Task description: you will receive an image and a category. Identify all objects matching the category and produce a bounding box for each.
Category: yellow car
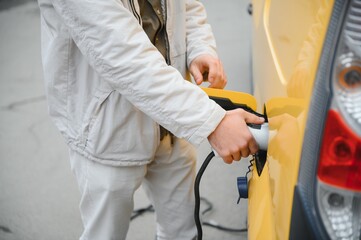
[248,0,361,239]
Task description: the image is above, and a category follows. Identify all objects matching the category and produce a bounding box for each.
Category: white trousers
[69,135,198,240]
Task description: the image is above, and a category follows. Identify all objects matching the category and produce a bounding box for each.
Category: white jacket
[38,0,226,166]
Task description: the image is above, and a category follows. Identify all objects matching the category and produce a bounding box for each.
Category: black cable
[200,197,247,233]
[200,197,213,216]
[203,222,247,233]
[131,197,247,233]
[194,151,215,240]
[195,151,251,239]
[131,150,248,239]
[246,157,255,177]
[130,204,154,220]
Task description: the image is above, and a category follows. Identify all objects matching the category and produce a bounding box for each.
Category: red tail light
[318,109,361,191]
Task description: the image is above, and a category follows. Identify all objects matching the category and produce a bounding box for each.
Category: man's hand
[189,54,227,89]
[208,109,265,164]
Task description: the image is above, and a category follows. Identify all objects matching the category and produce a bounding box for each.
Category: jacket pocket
[83,91,158,162]
[81,90,113,149]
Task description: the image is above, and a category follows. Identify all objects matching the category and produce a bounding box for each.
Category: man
[38,0,264,239]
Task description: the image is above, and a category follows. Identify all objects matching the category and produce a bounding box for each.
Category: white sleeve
[185,0,218,67]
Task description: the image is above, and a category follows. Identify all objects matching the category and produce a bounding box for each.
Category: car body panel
[248,0,335,239]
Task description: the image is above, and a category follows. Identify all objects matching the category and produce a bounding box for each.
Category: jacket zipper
[129,0,141,24]
[129,0,170,65]
[163,0,171,65]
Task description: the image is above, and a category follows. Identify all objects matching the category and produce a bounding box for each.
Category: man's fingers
[207,61,218,83]
[232,152,241,161]
[189,54,227,89]
[208,108,265,165]
[208,60,227,89]
[222,156,233,164]
[190,66,203,85]
[243,111,265,124]
[249,139,259,154]
[220,146,254,163]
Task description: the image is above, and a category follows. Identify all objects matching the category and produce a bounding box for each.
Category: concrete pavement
[0,1,252,239]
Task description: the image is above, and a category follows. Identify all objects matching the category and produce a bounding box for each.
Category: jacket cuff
[187,103,226,147]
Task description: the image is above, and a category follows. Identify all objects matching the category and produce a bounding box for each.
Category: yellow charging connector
[201,87,257,111]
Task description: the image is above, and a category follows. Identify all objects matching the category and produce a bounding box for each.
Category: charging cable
[194,151,254,240]
[131,151,253,239]
[199,197,247,233]
[194,151,215,240]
